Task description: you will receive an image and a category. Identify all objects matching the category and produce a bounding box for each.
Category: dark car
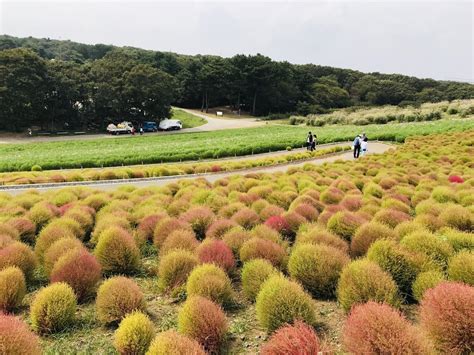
[142,121,158,132]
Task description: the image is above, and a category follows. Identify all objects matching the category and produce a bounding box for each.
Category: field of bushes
[0,145,350,186]
[1,118,474,172]
[0,130,472,354]
[289,99,474,126]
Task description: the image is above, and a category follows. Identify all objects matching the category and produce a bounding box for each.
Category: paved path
[1,142,393,194]
[179,109,264,132]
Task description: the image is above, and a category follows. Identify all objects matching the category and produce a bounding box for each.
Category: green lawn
[1,119,473,172]
[171,108,207,128]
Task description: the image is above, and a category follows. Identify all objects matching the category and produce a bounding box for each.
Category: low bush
[44,237,84,276]
[412,270,445,302]
[288,244,349,299]
[0,234,13,248]
[186,264,234,307]
[241,259,279,301]
[136,213,167,243]
[153,217,191,248]
[363,182,384,198]
[260,321,321,355]
[351,221,398,257]
[157,250,198,292]
[327,211,365,241]
[177,296,228,354]
[373,208,411,228]
[401,231,453,270]
[96,276,146,325]
[197,239,235,272]
[256,275,316,332]
[343,301,430,354]
[438,204,473,231]
[264,215,291,239]
[114,311,155,355]
[28,202,57,230]
[94,227,140,275]
[337,259,401,313]
[0,266,26,311]
[206,219,238,239]
[7,217,36,244]
[0,241,37,279]
[51,249,102,302]
[447,250,474,285]
[221,227,252,256]
[320,187,344,204]
[34,224,75,262]
[431,186,457,203]
[292,203,319,222]
[240,237,287,269]
[231,207,260,229]
[442,228,474,252]
[180,206,216,240]
[159,229,199,257]
[146,330,205,355]
[30,282,77,334]
[0,314,41,355]
[295,225,349,254]
[420,282,474,353]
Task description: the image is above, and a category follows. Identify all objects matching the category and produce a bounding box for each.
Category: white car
[159,119,182,131]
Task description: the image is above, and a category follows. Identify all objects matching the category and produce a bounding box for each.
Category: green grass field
[1,119,473,172]
[171,108,207,128]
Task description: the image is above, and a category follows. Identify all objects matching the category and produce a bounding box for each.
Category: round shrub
[373,208,411,228]
[157,250,198,292]
[96,276,146,325]
[439,204,473,231]
[394,220,428,239]
[51,249,102,302]
[221,227,252,256]
[337,259,401,313]
[0,314,41,355]
[363,182,384,198]
[288,244,349,299]
[351,221,398,257]
[401,231,453,270]
[320,187,344,204]
[44,237,84,276]
[197,239,235,272]
[28,202,57,230]
[186,264,234,307]
[136,213,167,243]
[443,228,474,252]
[7,217,36,244]
[293,203,319,222]
[153,217,191,248]
[94,227,140,274]
[264,215,291,239]
[241,259,279,301]
[420,282,474,353]
[256,275,316,332]
[177,296,227,354]
[259,205,285,221]
[180,206,216,240]
[231,207,260,229]
[159,229,199,257]
[343,301,430,354]
[34,224,75,262]
[206,219,238,239]
[0,241,37,279]
[114,311,155,355]
[295,225,349,254]
[367,239,424,300]
[0,234,13,248]
[448,250,474,285]
[146,330,205,355]
[0,266,26,311]
[261,320,320,355]
[251,224,283,245]
[327,211,365,241]
[240,237,287,269]
[431,186,457,203]
[30,282,77,334]
[0,222,20,240]
[412,270,445,302]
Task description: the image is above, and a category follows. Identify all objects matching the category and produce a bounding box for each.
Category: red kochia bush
[448,175,464,183]
[343,302,430,354]
[197,239,235,272]
[50,249,102,302]
[136,213,167,242]
[261,321,320,355]
[0,313,41,355]
[8,217,36,244]
[420,282,474,353]
[265,215,291,238]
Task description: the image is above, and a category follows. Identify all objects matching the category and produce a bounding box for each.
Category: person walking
[353,135,361,158]
[307,132,314,151]
[361,137,368,156]
[311,133,317,151]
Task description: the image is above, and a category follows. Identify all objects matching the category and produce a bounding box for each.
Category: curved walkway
[1,142,393,194]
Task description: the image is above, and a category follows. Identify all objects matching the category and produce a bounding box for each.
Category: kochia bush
[240,238,287,269]
[241,259,279,301]
[343,302,430,354]
[261,321,321,355]
[180,206,216,240]
[159,229,199,257]
[295,225,349,254]
[186,264,234,307]
[114,311,155,355]
[30,282,77,334]
[0,266,26,311]
[0,314,41,355]
[146,330,205,355]
[327,211,365,241]
[420,282,474,353]
[197,239,235,272]
[447,250,474,286]
[401,231,453,270]
[350,221,398,257]
[438,204,473,231]
[44,237,84,276]
[0,241,37,280]
[96,276,146,325]
[153,217,191,248]
[256,275,316,332]
[157,250,198,292]
[412,270,445,302]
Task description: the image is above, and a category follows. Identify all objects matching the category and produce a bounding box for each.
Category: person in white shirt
[361,137,368,156]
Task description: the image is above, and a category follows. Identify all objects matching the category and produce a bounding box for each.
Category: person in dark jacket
[307,132,314,151]
[353,135,361,158]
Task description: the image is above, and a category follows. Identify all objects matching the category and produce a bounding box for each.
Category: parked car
[159,119,182,131]
[142,121,158,132]
[106,121,134,135]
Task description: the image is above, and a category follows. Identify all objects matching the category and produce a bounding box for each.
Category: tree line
[1,35,473,132]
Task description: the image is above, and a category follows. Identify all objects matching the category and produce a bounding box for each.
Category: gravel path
[1,142,393,194]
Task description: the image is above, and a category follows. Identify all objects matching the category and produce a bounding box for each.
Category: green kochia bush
[114,311,155,355]
[401,231,453,270]
[288,244,349,299]
[157,250,198,293]
[30,282,77,334]
[412,270,445,302]
[327,211,365,241]
[146,330,205,355]
[241,259,279,301]
[0,266,26,311]
[186,264,234,307]
[337,259,401,313]
[447,250,474,285]
[256,275,316,332]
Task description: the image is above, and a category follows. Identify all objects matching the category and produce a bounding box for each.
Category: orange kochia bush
[261,321,321,355]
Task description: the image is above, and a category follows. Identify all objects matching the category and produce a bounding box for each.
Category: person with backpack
[307,132,314,151]
[353,134,361,158]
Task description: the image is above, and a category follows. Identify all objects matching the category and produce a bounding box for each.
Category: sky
[0,0,473,82]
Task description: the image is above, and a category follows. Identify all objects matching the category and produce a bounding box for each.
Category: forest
[1,34,473,132]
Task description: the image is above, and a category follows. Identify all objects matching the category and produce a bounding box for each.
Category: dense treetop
[1,34,473,131]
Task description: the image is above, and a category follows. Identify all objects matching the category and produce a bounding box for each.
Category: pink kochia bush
[420,282,474,354]
[260,321,321,355]
[197,239,235,272]
[265,215,291,239]
[448,175,464,183]
[343,302,430,354]
[0,313,41,355]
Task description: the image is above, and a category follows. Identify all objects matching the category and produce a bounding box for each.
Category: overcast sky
[1,0,472,82]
